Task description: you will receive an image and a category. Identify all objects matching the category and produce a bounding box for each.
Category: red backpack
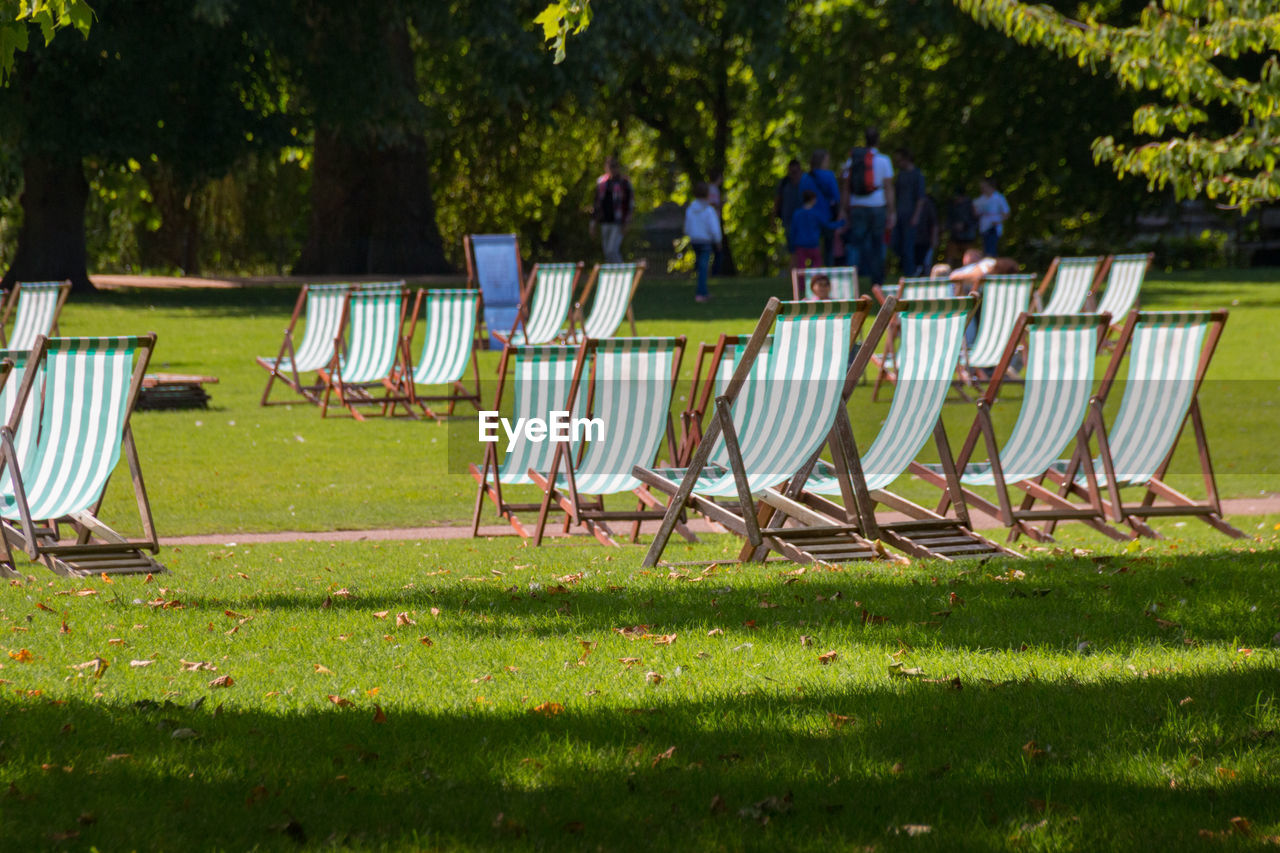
[846,147,876,197]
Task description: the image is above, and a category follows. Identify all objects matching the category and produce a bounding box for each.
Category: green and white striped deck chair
[784,297,1016,561]
[964,274,1033,372]
[1094,253,1153,333]
[567,261,646,342]
[791,266,859,300]
[636,298,900,567]
[0,335,163,578]
[677,334,773,466]
[0,281,71,351]
[1038,309,1243,540]
[401,288,483,420]
[470,345,584,538]
[258,283,354,405]
[872,277,958,400]
[503,262,583,345]
[318,283,411,420]
[1034,256,1103,314]
[914,312,1125,542]
[529,337,694,547]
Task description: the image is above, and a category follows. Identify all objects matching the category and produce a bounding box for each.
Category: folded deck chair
[401,288,483,420]
[318,283,413,420]
[961,273,1034,393]
[470,345,582,537]
[501,262,583,345]
[783,296,1018,561]
[1094,253,1154,336]
[0,280,71,351]
[871,277,958,401]
[258,283,353,405]
[790,266,859,300]
[914,312,1125,542]
[0,335,163,578]
[529,337,694,547]
[636,297,901,568]
[1036,309,1243,539]
[465,234,524,348]
[1033,256,1103,314]
[566,261,646,342]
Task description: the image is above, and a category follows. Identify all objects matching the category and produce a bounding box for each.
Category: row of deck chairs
[869,253,1154,400]
[471,292,1239,564]
[0,280,71,351]
[466,234,646,346]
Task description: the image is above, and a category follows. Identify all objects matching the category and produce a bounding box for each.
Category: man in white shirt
[843,127,896,290]
[973,177,1011,256]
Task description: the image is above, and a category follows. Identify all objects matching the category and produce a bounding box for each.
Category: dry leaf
[651,745,676,767]
[8,649,34,663]
[827,713,855,728]
[799,635,814,647]
[128,659,155,668]
[817,650,838,665]
[372,610,389,620]
[618,657,641,667]
[530,701,564,717]
[107,638,125,646]
[208,675,235,688]
[314,664,334,675]
[1216,766,1238,780]
[614,625,650,639]
[395,612,415,627]
[34,602,54,613]
[328,695,354,708]
[645,671,663,685]
[180,660,216,672]
[429,607,441,618]
[707,628,724,637]
[652,633,677,646]
[372,704,388,724]
[710,794,728,815]
[419,636,434,646]
[1022,740,1047,760]
[888,663,926,679]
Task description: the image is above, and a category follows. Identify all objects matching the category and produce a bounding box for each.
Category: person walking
[589,154,633,263]
[844,127,895,291]
[799,149,840,264]
[973,177,1010,257]
[684,182,722,304]
[892,148,926,277]
[773,159,804,256]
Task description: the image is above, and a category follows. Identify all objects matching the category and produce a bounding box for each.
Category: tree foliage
[0,0,92,84]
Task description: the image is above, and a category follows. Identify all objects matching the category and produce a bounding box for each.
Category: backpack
[846,147,876,197]
[597,176,629,224]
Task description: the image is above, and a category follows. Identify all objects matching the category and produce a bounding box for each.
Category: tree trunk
[3,154,92,292]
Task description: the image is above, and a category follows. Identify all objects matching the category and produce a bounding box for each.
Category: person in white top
[842,126,896,290]
[684,182,723,303]
[973,177,1011,257]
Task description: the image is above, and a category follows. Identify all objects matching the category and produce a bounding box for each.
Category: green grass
[1,529,1278,850]
[71,269,1280,538]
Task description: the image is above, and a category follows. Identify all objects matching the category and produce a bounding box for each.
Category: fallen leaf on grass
[395,612,415,627]
[652,633,677,646]
[707,628,724,637]
[328,695,354,708]
[68,658,109,679]
[530,701,564,717]
[105,753,131,762]
[372,610,389,620]
[618,657,642,667]
[817,650,838,665]
[372,704,388,724]
[208,675,234,688]
[894,824,932,836]
[314,664,334,675]
[128,659,155,668]
[799,635,814,647]
[1216,766,1238,780]
[34,602,54,613]
[614,625,650,639]
[827,713,855,728]
[419,636,434,646]
[860,609,888,625]
[645,671,663,685]
[8,649,34,663]
[1022,740,1047,760]
[180,660,216,672]
[888,663,926,679]
[710,794,728,815]
[107,638,125,646]
[651,746,676,767]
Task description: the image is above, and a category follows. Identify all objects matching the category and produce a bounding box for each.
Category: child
[790,190,844,270]
[806,273,832,301]
[684,181,722,303]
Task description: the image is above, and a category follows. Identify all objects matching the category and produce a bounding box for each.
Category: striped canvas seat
[470,345,581,538]
[257,283,353,405]
[529,338,692,547]
[511,262,581,345]
[319,284,411,419]
[0,335,163,578]
[871,278,958,400]
[899,277,956,301]
[637,298,897,567]
[791,266,859,300]
[965,274,1033,369]
[1095,253,1152,324]
[678,335,772,465]
[569,262,645,341]
[1038,256,1101,314]
[915,312,1122,542]
[403,289,482,419]
[467,234,523,348]
[0,349,42,497]
[2,281,70,351]
[1041,309,1242,539]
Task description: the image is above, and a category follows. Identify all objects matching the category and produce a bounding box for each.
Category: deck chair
[258,283,353,405]
[501,262,583,345]
[0,281,71,351]
[636,297,901,568]
[914,312,1125,542]
[567,261,646,342]
[465,234,524,348]
[1033,256,1104,314]
[791,266,859,300]
[961,273,1034,393]
[470,345,582,537]
[871,277,958,400]
[401,288,483,420]
[0,335,163,578]
[318,283,412,420]
[1094,253,1154,335]
[529,337,694,547]
[1036,309,1243,539]
[676,335,771,466]
[756,296,1017,562]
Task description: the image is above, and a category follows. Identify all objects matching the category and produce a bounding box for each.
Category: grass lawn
[0,270,1276,850]
[66,268,1280,538]
[1,528,1278,850]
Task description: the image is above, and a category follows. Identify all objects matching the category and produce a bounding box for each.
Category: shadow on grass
[183,551,1280,652]
[1,667,1276,851]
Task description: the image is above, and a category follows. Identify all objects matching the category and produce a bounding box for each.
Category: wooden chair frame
[572,260,646,339]
[318,286,415,421]
[398,287,485,420]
